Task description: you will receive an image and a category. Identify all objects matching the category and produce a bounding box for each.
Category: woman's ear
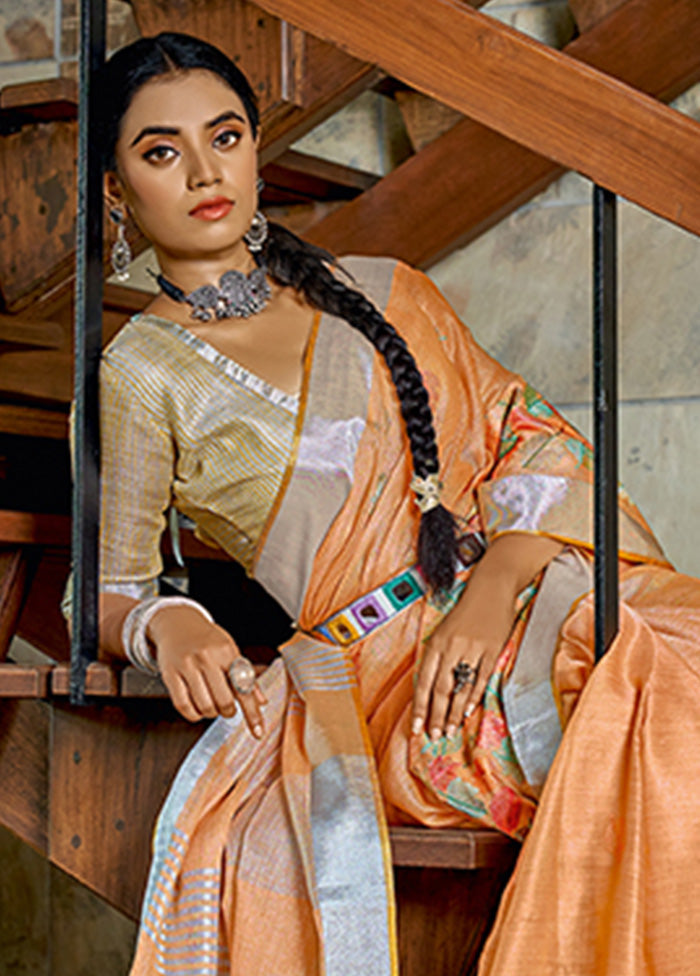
[104,170,126,214]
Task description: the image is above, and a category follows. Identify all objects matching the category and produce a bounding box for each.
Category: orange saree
[125,258,697,976]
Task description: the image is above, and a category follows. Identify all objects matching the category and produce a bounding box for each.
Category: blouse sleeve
[98,354,175,595]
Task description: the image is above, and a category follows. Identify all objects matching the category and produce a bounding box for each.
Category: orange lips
[189,197,233,220]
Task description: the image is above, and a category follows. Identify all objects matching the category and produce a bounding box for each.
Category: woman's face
[108,69,259,266]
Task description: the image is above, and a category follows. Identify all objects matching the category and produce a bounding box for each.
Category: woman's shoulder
[101,313,187,375]
[335,254,414,316]
[100,313,188,404]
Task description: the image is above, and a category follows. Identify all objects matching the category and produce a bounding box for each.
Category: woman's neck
[154,239,256,294]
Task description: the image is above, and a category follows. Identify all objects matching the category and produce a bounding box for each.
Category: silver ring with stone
[452,661,478,694]
[228,656,256,695]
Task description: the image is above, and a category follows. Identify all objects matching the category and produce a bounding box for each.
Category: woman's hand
[411,532,564,740]
[412,575,518,740]
[147,604,267,735]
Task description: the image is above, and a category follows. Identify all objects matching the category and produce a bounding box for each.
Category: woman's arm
[412,532,564,741]
[95,353,265,734]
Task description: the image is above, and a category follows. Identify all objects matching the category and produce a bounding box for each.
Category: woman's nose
[186,148,221,190]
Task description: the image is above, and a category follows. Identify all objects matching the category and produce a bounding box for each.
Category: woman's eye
[143,145,177,163]
[213,129,241,149]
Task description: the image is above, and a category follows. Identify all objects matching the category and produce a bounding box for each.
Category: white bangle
[121,596,214,675]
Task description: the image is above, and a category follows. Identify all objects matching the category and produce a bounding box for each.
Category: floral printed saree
[124,258,696,976]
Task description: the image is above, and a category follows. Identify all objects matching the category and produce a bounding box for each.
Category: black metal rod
[592,185,619,661]
[70,0,105,703]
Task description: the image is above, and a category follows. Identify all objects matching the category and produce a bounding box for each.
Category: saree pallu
[128,258,688,976]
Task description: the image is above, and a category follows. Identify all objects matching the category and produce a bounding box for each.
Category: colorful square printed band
[313,533,485,647]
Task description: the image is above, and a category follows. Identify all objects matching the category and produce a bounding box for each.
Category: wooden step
[0,693,518,976]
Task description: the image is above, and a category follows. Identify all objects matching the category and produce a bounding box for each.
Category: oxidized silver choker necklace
[151,263,271,322]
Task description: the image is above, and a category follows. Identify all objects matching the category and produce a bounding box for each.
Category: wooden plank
[255,0,700,239]
[0,404,69,440]
[390,825,518,870]
[0,512,70,547]
[102,282,151,316]
[120,668,169,698]
[0,547,38,660]
[0,699,49,854]
[394,90,463,153]
[51,663,119,697]
[275,150,379,191]
[307,0,700,265]
[48,702,203,917]
[395,863,517,976]
[0,349,72,404]
[17,547,71,662]
[0,663,51,697]
[0,78,77,112]
[0,315,64,349]
[262,149,378,201]
[0,120,77,310]
[569,0,627,31]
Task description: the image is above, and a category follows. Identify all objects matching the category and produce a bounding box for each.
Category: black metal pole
[592,185,619,661]
[71,0,105,703]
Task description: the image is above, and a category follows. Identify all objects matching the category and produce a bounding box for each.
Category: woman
[87,31,700,976]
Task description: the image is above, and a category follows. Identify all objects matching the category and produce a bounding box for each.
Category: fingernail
[446,724,456,738]
[464,703,475,719]
[430,727,442,742]
[253,724,263,738]
[411,717,423,735]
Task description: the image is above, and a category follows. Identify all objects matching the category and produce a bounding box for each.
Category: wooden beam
[0,404,68,440]
[0,512,70,547]
[0,315,63,350]
[0,699,49,854]
[391,827,517,870]
[0,78,77,124]
[255,0,700,238]
[0,349,72,404]
[305,0,700,265]
[568,0,627,31]
[262,149,379,202]
[0,548,38,660]
[0,664,52,698]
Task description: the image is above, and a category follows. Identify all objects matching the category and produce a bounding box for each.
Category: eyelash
[142,128,243,163]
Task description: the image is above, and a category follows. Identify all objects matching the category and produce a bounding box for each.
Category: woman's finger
[411,642,441,735]
[444,657,481,735]
[426,652,465,740]
[466,665,491,720]
[161,670,204,723]
[233,683,266,738]
[201,663,238,719]
[180,667,220,719]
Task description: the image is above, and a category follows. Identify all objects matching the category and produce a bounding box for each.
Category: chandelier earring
[244,209,268,254]
[109,207,132,281]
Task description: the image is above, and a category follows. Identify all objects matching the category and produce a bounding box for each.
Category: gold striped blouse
[99,313,298,596]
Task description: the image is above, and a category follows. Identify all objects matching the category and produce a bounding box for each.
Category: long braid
[261,222,459,592]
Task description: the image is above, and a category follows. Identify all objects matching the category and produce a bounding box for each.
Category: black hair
[100,32,459,592]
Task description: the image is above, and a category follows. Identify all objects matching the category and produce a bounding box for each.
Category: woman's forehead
[119,69,248,137]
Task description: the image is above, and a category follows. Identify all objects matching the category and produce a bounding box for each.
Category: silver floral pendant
[185,266,271,321]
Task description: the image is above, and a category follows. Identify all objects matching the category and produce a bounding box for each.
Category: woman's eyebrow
[205,110,246,129]
[130,125,179,148]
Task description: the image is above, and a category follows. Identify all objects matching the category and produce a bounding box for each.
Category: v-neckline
[140,312,320,413]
